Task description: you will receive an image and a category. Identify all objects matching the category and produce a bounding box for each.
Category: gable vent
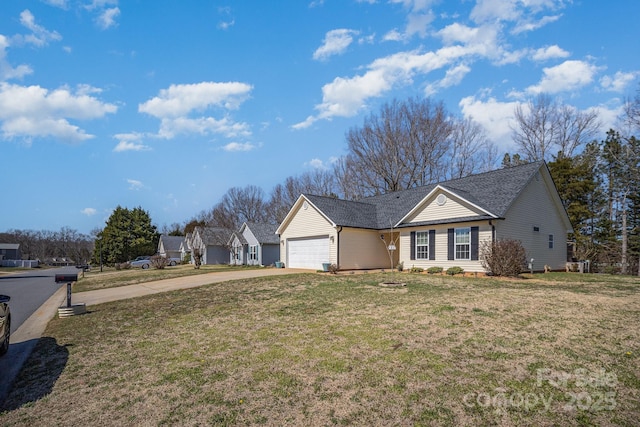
[436,194,447,206]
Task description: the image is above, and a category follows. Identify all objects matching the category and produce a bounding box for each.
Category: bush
[409,266,424,274]
[446,266,464,275]
[427,266,443,274]
[396,261,404,272]
[150,255,170,270]
[480,239,527,277]
[328,264,339,274]
[115,262,131,271]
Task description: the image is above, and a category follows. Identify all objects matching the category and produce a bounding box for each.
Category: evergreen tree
[92,206,159,265]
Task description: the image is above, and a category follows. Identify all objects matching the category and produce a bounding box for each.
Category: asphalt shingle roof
[245,222,280,244]
[303,161,544,230]
[159,235,185,252]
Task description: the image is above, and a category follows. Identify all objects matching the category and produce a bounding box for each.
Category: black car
[0,294,10,356]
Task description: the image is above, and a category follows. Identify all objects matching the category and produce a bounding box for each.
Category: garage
[287,236,330,269]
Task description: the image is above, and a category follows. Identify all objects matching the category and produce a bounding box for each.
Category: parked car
[166,257,181,266]
[129,256,152,269]
[0,294,10,356]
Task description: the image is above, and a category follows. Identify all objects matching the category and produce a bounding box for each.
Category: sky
[0,0,638,235]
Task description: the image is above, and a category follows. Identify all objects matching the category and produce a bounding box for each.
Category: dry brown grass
[1,272,639,426]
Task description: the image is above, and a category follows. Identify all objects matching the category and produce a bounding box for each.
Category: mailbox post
[55,274,85,317]
[55,274,78,308]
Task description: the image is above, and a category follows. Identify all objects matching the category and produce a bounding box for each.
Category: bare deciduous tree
[511,94,600,161]
[335,97,495,197]
[267,169,338,223]
[210,185,268,230]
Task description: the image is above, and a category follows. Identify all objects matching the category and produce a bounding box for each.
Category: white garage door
[288,236,330,269]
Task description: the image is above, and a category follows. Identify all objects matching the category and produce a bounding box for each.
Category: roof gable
[158,235,185,252]
[399,185,496,225]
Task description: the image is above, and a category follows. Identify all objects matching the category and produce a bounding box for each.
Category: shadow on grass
[1,337,69,412]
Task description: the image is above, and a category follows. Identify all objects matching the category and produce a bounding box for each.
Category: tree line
[0,227,93,264]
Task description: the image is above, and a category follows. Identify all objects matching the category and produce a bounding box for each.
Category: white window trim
[415,231,429,260]
[455,227,471,260]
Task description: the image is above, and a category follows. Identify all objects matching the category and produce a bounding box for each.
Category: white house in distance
[188,226,233,265]
[275,161,572,273]
[157,235,186,262]
[228,222,280,266]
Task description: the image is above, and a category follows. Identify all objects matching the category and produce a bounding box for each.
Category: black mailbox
[55,274,78,283]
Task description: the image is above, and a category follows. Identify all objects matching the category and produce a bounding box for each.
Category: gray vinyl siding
[494,171,569,271]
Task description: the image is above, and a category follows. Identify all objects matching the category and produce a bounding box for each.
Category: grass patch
[1,272,639,425]
[74,264,263,292]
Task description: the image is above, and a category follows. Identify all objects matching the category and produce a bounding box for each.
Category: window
[455,228,471,260]
[548,234,554,249]
[249,245,258,261]
[415,231,429,259]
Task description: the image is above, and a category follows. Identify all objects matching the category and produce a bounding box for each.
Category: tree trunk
[621,195,628,275]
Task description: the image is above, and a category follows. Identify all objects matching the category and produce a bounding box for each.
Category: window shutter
[410,231,416,260]
[429,230,435,260]
[471,226,479,261]
[447,228,454,260]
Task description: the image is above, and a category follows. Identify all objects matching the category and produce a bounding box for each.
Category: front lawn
[1,272,638,426]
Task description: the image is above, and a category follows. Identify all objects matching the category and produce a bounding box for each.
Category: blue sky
[1,0,638,235]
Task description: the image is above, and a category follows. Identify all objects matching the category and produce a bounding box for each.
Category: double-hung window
[249,245,258,261]
[455,228,471,260]
[548,234,554,249]
[415,231,429,259]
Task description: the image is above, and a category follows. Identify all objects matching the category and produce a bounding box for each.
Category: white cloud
[512,14,561,35]
[307,158,326,169]
[43,0,69,8]
[222,141,257,152]
[0,82,117,142]
[459,95,520,152]
[139,82,252,118]
[526,60,599,94]
[313,29,359,61]
[139,82,253,140]
[600,71,639,93]
[382,29,404,42]
[81,207,97,216]
[0,35,33,80]
[531,45,570,62]
[470,0,565,35]
[294,42,491,128]
[96,7,120,30]
[113,133,151,152]
[386,0,437,40]
[424,63,471,96]
[127,179,144,191]
[16,9,62,47]
[157,116,251,139]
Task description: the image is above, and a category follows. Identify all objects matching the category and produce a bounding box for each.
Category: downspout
[336,226,342,268]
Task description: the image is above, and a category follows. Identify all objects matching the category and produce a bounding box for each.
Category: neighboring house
[190,227,233,265]
[276,161,572,273]
[179,233,192,262]
[0,243,21,260]
[157,235,186,261]
[229,222,280,266]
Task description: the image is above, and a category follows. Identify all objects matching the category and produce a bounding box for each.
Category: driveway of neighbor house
[0,267,312,403]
